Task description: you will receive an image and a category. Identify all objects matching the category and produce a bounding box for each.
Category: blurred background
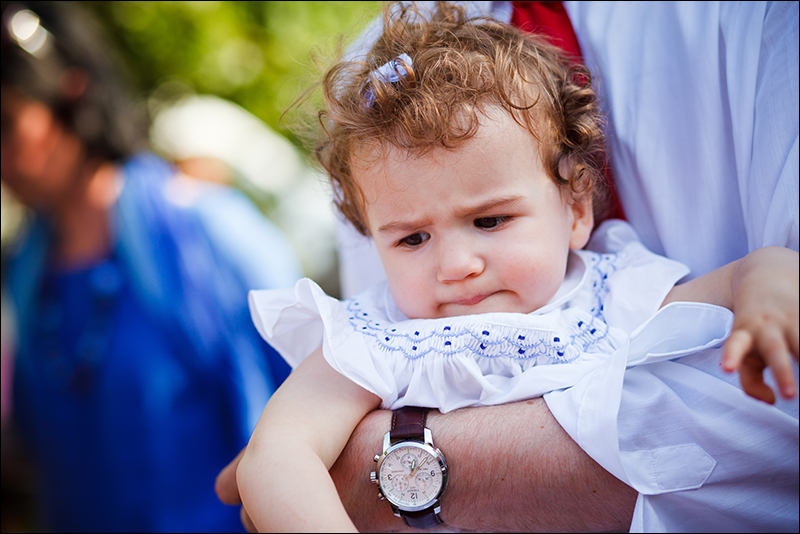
[1,0,381,298]
[1,1,380,532]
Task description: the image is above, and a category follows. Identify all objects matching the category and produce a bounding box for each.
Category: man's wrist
[330,409,401,531]
[422,402,636,533]
[332,401,636,533]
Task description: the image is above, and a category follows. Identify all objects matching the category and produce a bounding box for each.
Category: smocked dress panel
[249,221,710,412]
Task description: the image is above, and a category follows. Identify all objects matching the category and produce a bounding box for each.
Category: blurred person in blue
[0,1,303,532]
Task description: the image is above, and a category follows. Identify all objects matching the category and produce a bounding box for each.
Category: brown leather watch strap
[403,508,444,529]
[389,406,443,529]
[390,405,428,443]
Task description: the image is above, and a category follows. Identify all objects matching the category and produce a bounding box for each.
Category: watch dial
[378,444,443,509]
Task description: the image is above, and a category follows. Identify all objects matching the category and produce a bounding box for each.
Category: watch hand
[410,456,429,477]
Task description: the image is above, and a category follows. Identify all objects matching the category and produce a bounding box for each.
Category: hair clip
[361,53,413,110]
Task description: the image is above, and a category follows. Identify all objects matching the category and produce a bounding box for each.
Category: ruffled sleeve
[249,279,400,404]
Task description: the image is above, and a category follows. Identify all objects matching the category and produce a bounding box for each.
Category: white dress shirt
[334,2,799,531]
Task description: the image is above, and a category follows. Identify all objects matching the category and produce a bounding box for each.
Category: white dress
[250,221,731,413]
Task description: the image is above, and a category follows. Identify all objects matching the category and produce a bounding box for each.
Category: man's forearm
[330,399,637,533]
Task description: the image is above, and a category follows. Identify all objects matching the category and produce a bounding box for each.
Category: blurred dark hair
[1,0,147,161]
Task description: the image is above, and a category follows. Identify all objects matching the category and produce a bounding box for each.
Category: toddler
[237,3,798,532]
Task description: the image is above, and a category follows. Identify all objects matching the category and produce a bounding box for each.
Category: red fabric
[510,1,583,63]
[510,1,625,222]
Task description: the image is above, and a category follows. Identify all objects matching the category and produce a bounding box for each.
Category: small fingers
[755,324,797,399]
[722,329,753,373]
[739,353,776,405]
[789,323,799,363]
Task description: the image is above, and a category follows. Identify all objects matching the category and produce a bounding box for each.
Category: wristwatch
[370,406,448,529]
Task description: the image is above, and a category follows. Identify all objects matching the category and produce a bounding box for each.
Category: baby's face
[353,108,593,319]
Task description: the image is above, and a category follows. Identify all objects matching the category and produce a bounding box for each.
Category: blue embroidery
[343,250,616,362]
[589,253,616,321]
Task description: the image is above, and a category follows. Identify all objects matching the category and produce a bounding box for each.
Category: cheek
[498,233,570,303]
[387,280,421,318]
[4,106,79,206]
[15,104,56,174]
[384,267,429,319]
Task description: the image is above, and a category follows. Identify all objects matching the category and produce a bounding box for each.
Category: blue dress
[7,153,302,532]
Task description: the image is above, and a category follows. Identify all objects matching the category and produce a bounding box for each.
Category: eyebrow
[376,195,525,235]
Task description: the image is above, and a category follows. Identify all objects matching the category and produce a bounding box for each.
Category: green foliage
[79,1,380,149]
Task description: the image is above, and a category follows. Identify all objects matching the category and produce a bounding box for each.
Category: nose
[436,235,485,282]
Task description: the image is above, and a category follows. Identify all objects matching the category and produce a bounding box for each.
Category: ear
[568,195,594,250]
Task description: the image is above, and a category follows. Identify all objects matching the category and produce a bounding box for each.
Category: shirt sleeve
[562,3,800,531]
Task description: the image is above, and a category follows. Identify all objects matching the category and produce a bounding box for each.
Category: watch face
[377,441,446,511]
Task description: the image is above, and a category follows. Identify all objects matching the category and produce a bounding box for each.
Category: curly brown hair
[314,1,608,236]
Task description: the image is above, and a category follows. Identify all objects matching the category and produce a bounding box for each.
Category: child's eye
[399,232,430,247]
[474,216,510,229]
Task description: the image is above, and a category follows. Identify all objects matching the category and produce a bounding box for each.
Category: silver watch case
[370,428,448,514]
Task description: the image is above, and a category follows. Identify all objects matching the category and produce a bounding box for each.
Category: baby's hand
[721,247,799,404]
